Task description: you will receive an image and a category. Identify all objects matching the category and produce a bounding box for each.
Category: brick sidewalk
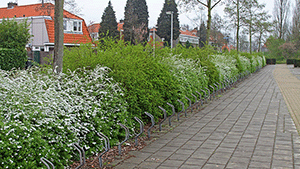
[114,65,300,169]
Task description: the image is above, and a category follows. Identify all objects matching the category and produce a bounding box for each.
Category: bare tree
[224,0,241,52]
[53,0,64,73]
[240,0,264,53]
[273,0,290,39]
[253,12,273,52]
[178,0,222,44]
[292,0,300,47]
[39,0,82,15]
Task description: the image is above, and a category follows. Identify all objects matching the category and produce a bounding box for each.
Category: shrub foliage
[1,37,266,168]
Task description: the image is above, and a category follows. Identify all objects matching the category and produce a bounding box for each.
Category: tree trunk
[53,0,64,74]
[236,0,240,53]
[206,0,212,45]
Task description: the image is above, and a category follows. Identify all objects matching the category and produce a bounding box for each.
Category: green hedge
[0,48,27,70]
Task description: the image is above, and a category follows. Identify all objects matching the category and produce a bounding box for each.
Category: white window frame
[63,19,82,33]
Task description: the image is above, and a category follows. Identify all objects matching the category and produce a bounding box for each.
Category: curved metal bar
[209,85,215,99]
[216,82,221,94]
[185,96,192,115]
[167,102,176,126]
[73,143,86,169]
[200,89,207,104]
[118,123,130,155]
[214,83,219,95]
[195,91,203,106]
[97,132,109,168]
[98,132,110,150]
[205,87,210,101]
[145,112,155,138]
[158,106,167,131]
[134,117,144,146]
[40,157,55,169]
[177,99,185,121]
[191,94,198,110]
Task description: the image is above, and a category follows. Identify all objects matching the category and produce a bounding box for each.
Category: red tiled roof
[180,30,198,37]
[45,19,91,44]
[0,3,92,44]
[88,23,123,33]
[118,22,124,32]
[88,23,101,34]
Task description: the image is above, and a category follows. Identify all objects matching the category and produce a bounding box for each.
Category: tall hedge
[0,18,31,70]
[0,48,27,70]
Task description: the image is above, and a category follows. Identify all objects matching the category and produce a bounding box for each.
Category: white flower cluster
[210,55,239,81]
[0,66,128,168]
[161,55,208,97]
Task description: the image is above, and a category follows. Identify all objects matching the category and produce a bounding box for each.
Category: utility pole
[166,11,174,49]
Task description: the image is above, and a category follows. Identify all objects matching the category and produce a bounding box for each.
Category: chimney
[8,2,18,9]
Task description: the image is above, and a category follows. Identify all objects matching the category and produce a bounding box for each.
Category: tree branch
[212,0,222,9]
[196,0,208,8]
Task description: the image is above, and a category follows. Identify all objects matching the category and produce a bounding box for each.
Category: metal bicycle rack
[73,143,86,169]
[97,132,110,168]
[158,106,167,131]
[167,102,176,126]
[145,112,155,138]
[118,123,129,155]
[134,117,144,146]
[40,157,55,169]
[177,99,185,121]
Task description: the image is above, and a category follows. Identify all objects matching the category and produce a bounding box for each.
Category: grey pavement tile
[168,153,190,161]
[175,149,196,155]
[248,160,271,168]
[160,159,185,167]
[152,151,174,157]
[250,155,272,163]
[158,146,180,153]
[183,157,206,166]
[179,164,204,169]
[129,151,153,159]
[271,160,293,168]
[272,154,293,162]
[202,163,225,169]
[137,161,161,169]
[145,155,169,163]
[232,150,253,158]
[114,161,137,169]
[190,148,214,160]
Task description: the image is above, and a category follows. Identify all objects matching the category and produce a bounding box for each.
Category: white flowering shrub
[236,55,251,73]
[210,55,239,81]
[161,55,208,102]
[0,66,128,168]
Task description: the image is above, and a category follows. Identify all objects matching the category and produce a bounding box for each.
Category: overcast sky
[0,0,276,27]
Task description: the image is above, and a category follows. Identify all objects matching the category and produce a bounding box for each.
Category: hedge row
[0,48,27,71]
[1,38,266,168]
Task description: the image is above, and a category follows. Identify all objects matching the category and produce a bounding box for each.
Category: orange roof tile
[0,3,92,44]
[117,22,124,32]
[180,30,198,37]
[88,23,101,34]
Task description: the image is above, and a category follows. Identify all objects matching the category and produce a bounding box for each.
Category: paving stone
[160,159,185,167]
[137,161,161,169]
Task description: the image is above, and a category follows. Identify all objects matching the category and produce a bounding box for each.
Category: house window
[73,21,82,32]
[63,20,67,30]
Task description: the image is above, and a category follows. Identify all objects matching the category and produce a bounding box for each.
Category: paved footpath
[115,65,300,169]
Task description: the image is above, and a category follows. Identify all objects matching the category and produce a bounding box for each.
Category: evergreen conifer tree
[156,0,180,47]
[123,0,149,44]
[199,21,207,48]
[99,1,119,39]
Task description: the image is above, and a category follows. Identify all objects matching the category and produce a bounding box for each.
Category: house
[176,28,199,48]
[0,2,92,65]
[148,27,164,47]
[88,21,124,41]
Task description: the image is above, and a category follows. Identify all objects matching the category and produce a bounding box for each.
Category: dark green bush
[0,48,27,70]
[294,59,300,67]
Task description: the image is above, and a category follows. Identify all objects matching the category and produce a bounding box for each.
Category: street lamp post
[166,11,174,49]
